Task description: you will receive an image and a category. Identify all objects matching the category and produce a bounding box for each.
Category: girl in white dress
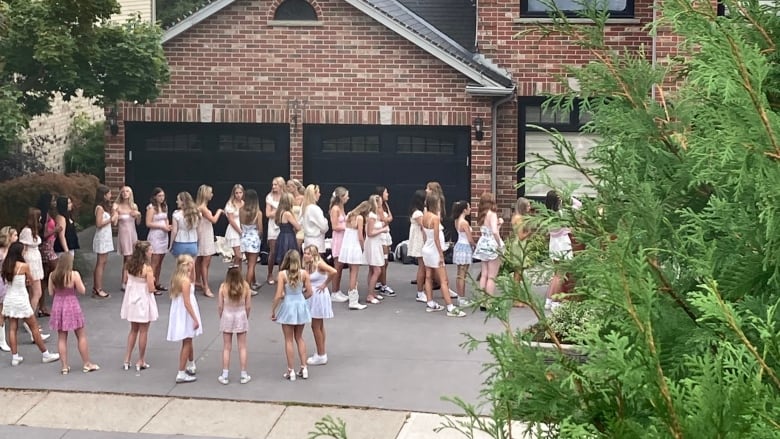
[328,187,350,303]
[408,190,427,302]
[265,177,285,285]
[0,226,17,352]
[301,185,329,254]
[167,255,202,384]
[374,186,395,296]
[20,208,45,317]
[145,188,170,294]
[420,193,465,317]
[2,242,60,366]
[93,185,116,299]
[473,192,505,300]
[303,245,336,366]
[364,195,389,304]
[224,184,245,266]
[338,201,371,310]
[195,185,223,298]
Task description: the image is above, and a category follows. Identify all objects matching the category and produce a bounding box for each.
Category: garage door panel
[304,124,470,243]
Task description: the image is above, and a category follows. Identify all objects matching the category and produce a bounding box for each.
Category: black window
[521,0,634,18]
[523,99,590,132]
[274,0,318,20]
[145,134,202,151]
[322,136,380,153]
[397,136,455,154]
[218,135,276,152]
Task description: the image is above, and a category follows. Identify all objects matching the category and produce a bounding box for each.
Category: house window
[322,136,380,153]
[397,136,455,154]
[274,0,318,20]
[145,134,202,152]
[524,100,590,132]
[521,0,634,18]
[218,135,276,152]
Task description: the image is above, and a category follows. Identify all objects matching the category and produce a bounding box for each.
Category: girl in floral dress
[473,192,505,300]
[20,208,45,319]
[224,184,244,266]
[451,200,475,307]
[49,254,100,374]
[196,185,223,298]
[240,189,263,295]
[146,188,170,294]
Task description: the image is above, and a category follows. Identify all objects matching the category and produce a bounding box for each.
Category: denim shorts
[171,241,198,257]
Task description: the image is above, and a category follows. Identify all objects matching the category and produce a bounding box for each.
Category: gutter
[465,85,514,96]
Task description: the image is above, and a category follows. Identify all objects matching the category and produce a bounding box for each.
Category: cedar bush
[0,172,100,228]
[441,0,780,438]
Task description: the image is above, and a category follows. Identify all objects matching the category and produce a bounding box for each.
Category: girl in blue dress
[274,193,301,265]
[270,249,313,382]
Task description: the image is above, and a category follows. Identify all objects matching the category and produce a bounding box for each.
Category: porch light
[474,117,484,141]
[107,108,119,136]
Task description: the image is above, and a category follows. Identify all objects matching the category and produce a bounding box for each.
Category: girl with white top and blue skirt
[271,249,313,381]
[451,200,475,307]
[473,192,505,301]
[170,192,200,273]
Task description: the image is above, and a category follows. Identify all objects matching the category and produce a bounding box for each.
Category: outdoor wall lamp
[474,117,484,141]
[107,108,119,136]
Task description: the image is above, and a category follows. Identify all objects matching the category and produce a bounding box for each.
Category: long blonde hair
[303,245,321,273]
[169,255,194,299]
[196,185,213,206]
[329,186,348,211]
[50,253,74,289]
[224,266,248,302]
[177,192,200,229]
[367,194,381,215]
[115,185,138,211]
[0,226,17,249]
[302,184,319,216]
[280,249,302,286]
[275,192,294,224]
[346,200,371,224]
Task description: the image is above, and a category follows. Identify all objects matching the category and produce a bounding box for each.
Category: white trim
[162,0,237,44]
[342,0,512,90]
[513,17,641,24]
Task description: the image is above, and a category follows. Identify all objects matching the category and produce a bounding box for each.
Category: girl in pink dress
[217,265,252,385]
[120,241,158,372]
[146,188,170,294]
[93,185,116,299]
[37,193,59,314]
[195,185,223,298]
[328,187,349,302]
[20,208,45,318]
[224,184,244,266]
[265,177,285,284]
[49,254,100,374]
[114,186,141,291]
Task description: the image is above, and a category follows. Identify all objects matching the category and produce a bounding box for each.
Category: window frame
[273,0,318,21]
[520,0,635,18]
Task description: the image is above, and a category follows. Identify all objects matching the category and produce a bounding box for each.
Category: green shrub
[0,172,100,228]
[64,113,105,182]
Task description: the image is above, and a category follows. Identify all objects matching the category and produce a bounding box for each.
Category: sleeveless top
[54,217,79,252]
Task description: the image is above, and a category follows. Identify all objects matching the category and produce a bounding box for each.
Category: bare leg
[24,316,48,352]
[456,265,468,297]
[58,330,68,369]
[282,324,295,370]
[479,261,490,293]
[267,240,277,282]
[28,280,42,314]
[311,318,325,356]
[151,254,165,289]
[367,266,381,301]
[333,261,344,292]
[8,319,18,355]
[380,245,389,285]
[179,338,192,371]
[94,253,108,294]
[137,323,149,366]
[74,327,92,366]
[200,255,214,297]
[222,332,232,370]
[122,256,131,287]
[246,253,258,287]
[194,257,203,286]
[124,323,139,364]
[294,324,307,368]
[237,332,248,371]
[232,246,241,266]
[349,264,360,291]
[424,267,435,301]
[484,259,500,297]
[415,257,426,288]
[436,266,453,306]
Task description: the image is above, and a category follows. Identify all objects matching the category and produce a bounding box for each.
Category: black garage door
[303,124,470,244]
[125,122,290,237]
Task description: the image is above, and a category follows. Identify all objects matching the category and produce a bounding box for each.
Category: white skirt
[338,229,366,265]
[24,248,44,281]
[363,236,385,267]
[267,219,280,240]
[308,290,333,319]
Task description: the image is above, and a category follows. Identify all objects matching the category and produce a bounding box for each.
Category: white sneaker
[374,282,382,291]
[186,363,197,376]
[381,285,396,296]
[176,373,197,383]
[240,374,251,384]
[426,302,444,313]
[11,355,23,366]
[458,297,472,307]
[330,291,349,303]
[42,352,60,363]
[449,289,459,299]
[217,375,229,385]
[415,292,427,303]
[307,354,328,366]
[250,289,259,296]
[447,307,467,318]
[544,298,553,310]
[32,332,50,344]
[297,366,309,379]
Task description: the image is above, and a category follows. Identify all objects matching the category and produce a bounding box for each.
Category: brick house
[105,0,678,240]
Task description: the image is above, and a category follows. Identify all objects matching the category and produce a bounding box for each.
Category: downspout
[491,93,514,195]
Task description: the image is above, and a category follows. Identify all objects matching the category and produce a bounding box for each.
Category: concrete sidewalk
[0,390,528,439]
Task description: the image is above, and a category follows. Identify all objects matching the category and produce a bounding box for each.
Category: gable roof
[162,0,514,92]
[397,0,476,51]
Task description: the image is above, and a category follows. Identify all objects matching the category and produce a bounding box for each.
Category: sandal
[61,366,70,375]
[136,362,150,371]
[92,288,110,299]
[283,368,296,381]
[267,279,276,285]
[203,290,215,298]
[37,310,50,317]
[155,285,168,292]
[83,363,100,373]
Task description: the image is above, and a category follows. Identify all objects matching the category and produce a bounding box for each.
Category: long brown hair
[280,249,302,287]
[23,208,41,237]
[241,189,260,224]
[426,181,446,217]
[275,192,294,224]
[477,192,497,225]
[50,253,74,289]
[224,266,248,302]
[329,186,348,211]
[1,242,24,282]
[95,185,112,212]
[149,187,167,213]
[126,241,151,277]
[177,192,199,229]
